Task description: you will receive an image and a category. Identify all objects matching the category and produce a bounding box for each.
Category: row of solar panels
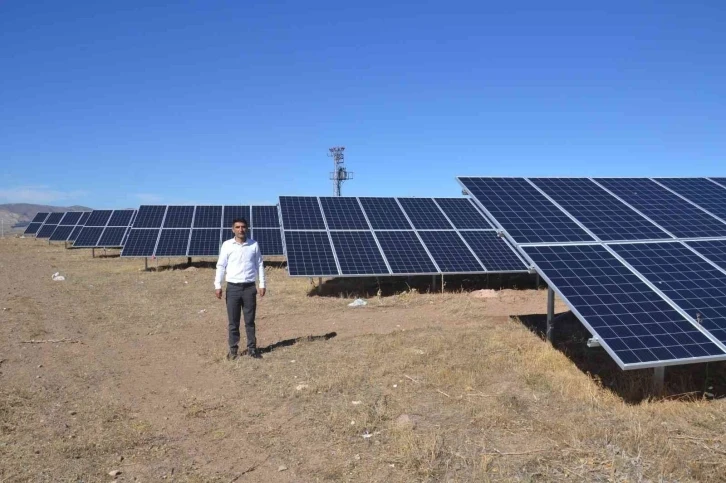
[459,177,726,371]
[277,196,528,276]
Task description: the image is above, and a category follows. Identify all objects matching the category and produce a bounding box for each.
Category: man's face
[233,222,247,239]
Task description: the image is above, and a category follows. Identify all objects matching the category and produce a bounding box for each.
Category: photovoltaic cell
[252,205,279,228]
[320,197,369,230]
[31,212,49,223]
[330,231,388,275]
[59,212,83,226]
[398,198,453,230]
[358,198,412,229]
[107,210,135,227]
[530,178,672,241]
[155,229,191,256]
[24,223,43,235]
[252,228,283,256]
[69,225,84,242]
[73,227,105,247]
[85,210,113,227]
[36,224,59,238]
[459,231,527,272]
[686,240,726,272]
[193,206,223,228]
[434,198,493,229]
[596,178,726,238]
[279,197,326,230]
[459,177,593,244]
[121,229,160,257]
[97,227,128,247]
[419,231,483,272]
[655,178,726,221]
[523,244,725,368]
[133,206,167,228]
[284,231,339,276]
[188,229,222,256]
[49,225,74,241]
[163,206,194,228]
[223,206,251,228]
[375,231,437,274]
[45,212,64,224]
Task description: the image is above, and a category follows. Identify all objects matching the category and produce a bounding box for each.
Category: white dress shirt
[214,237,266,290]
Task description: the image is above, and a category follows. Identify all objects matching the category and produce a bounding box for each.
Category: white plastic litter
[51,272,65,281]
[348,298,367,307]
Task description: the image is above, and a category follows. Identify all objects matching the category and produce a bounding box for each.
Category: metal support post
[536,273,540,288]
[92,248,95,258]
[187,257,192,265]
[431,275,437,291]
[441,273,444,294]
[653,366,665,394]
[318,277,322,287]
[144,257,148,271]
[546,287,555,342]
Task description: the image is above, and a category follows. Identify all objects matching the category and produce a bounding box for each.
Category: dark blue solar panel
[193,206,222,228]
[155,229,190,256]
[284,231,339,276]
[596,178,726,238]
[374,231,437,274]
[163,206,194,228]
[24,223,43,235]
[398,198,453,230]
[69,225,83,242]
[121,229,160,257]
[85,210,113,227]
[687,240,726,272]
[252,205,279,228]
[320,197,369,230]
[279,197,326,230]
[108,210,135,227]
[97,227,127,247]
[133,206,167,228]
[612,242,726,347]
[31,212,49,223]
[330,231,389,275]
[73,227,104,247]
[459,231,528,272]
[78,212,91,225]
[530,178,671,241]
[49,225,74,241]
[434,198,493,229]
[36,224,58,238]
[252,228,283,256]
[419,231,483,273]
[223,206,251,228]
[188,229,222,256]
[459,177,594,244]
[523,244,724,368]
[655,178,726,221]
[45,212,64,224]
[358,198,412,230]
[711,178,726,188]
[59,212,83,226]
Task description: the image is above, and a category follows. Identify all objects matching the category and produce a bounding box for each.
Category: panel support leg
[441,274,444,294]
[546,287,555,343]
[536,273,540,289]
[653,366,665,395]
[92,248,95,258]
[318,277,322,287]
[431,275,437,291]
[144,257,148,271]
[187,257,192,266]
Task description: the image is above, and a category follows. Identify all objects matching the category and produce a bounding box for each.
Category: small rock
[351,401,362,405]
[36,375,40,379]
[69,410,77,416]
[278,465,288,472]
[109,470,122,477]
[354,454,360,460]
[37,364,43,368]
[295,384,309,391]
[185,266,198,271]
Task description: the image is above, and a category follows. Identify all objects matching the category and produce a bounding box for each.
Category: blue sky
[1,1,725,208]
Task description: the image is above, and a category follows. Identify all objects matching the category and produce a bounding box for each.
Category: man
[214,217,266,360]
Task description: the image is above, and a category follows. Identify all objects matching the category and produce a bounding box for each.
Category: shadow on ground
[144,259,287,272]
[240,332,337,356]
[516,312,726,404]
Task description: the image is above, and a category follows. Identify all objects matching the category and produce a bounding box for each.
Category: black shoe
[248,349,262,359]
[226,349,238,360]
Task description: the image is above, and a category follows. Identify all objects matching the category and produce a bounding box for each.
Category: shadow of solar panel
[398,198,453,230]
[97,227,127,247]
[49,225,74,241]
[155,229,191,257]
[434,198,493,229]
[59,212,83,225]
[320,197,369,230]
[36,224,58,238]
[418,231,483,273]
[193,206,223,228]
[374,231,437,274]
[85,210,113,227]
[188,229,222,256]
[656,178,726,221]
[108,210,135,227]
[223,206,251,228]
[73,227,104,247]
[253,228,283,256]
[596,178,726,238]
[134,206,167,228]
[687,240,726,272]
[69,225,84,242]
[31,212,49,223]
[530,178,672,241]
[459,231,527,272]
[163,206,194,228]
[358,198,411,229]
[280,197,326,230]
[45,213,64,224]
[252,205,279,227]
[524,244,725,369]
[121,229,160,257]
[284,231,338,276]
[330,231,389,275]
[24,223,43,235]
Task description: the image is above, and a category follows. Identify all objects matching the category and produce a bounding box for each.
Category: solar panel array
[121,205,282,258]
[34,212,65,238]
[279,196,527,277]
[49,212,91,241]
[73,210,137,248]
[24,212,50,235]
[460,177,726,370]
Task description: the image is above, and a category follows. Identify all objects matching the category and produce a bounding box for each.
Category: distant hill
[0,203,94,231]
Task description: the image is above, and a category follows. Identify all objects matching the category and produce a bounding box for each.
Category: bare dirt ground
[2,237,726,482]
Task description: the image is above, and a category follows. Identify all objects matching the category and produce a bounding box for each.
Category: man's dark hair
[232,217,248,227]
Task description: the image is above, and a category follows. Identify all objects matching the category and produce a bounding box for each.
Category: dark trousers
[225,282,257,352]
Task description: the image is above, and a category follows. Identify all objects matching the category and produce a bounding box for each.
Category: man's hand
[258,287,266,298]
[215,289,223,299]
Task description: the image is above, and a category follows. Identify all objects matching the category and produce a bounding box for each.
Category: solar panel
[279,197,326,230]
[711,178,726,188]
[73,227,104,247]
[529,178,672,241]
[285,231,339,276]
[397,198,453,230]
[595,178,726,238]
[418,231,483,273]
[163,206,194,228]
[45,212,64,224]
[59,212,83,226]
[252,205,279,228]
[121,229,160,257]
[252,228,284,256]
[192,206,222,228]
[69,225,84,242]
[133,206,167,228]
[78,212,91,225]
[30,212,50,223]
[458,177,594,244]
[188,229,222,256]
[155,229,191,257]
[330,231,389,275]
[320,197,369,230]
[686,240,726,272]
[523,244,726,369]
[374,231,438,274]
[97,227,128,247]
[107,210,135,227]
[359,198,412,230]
[459,231,528,272]
[85,210,113,227]
[48,225,74,241]
[223,206,251,228]
[24,223,43,235]
[434,198,493,229]
[655,178,726,221]
[36,223,60,238]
